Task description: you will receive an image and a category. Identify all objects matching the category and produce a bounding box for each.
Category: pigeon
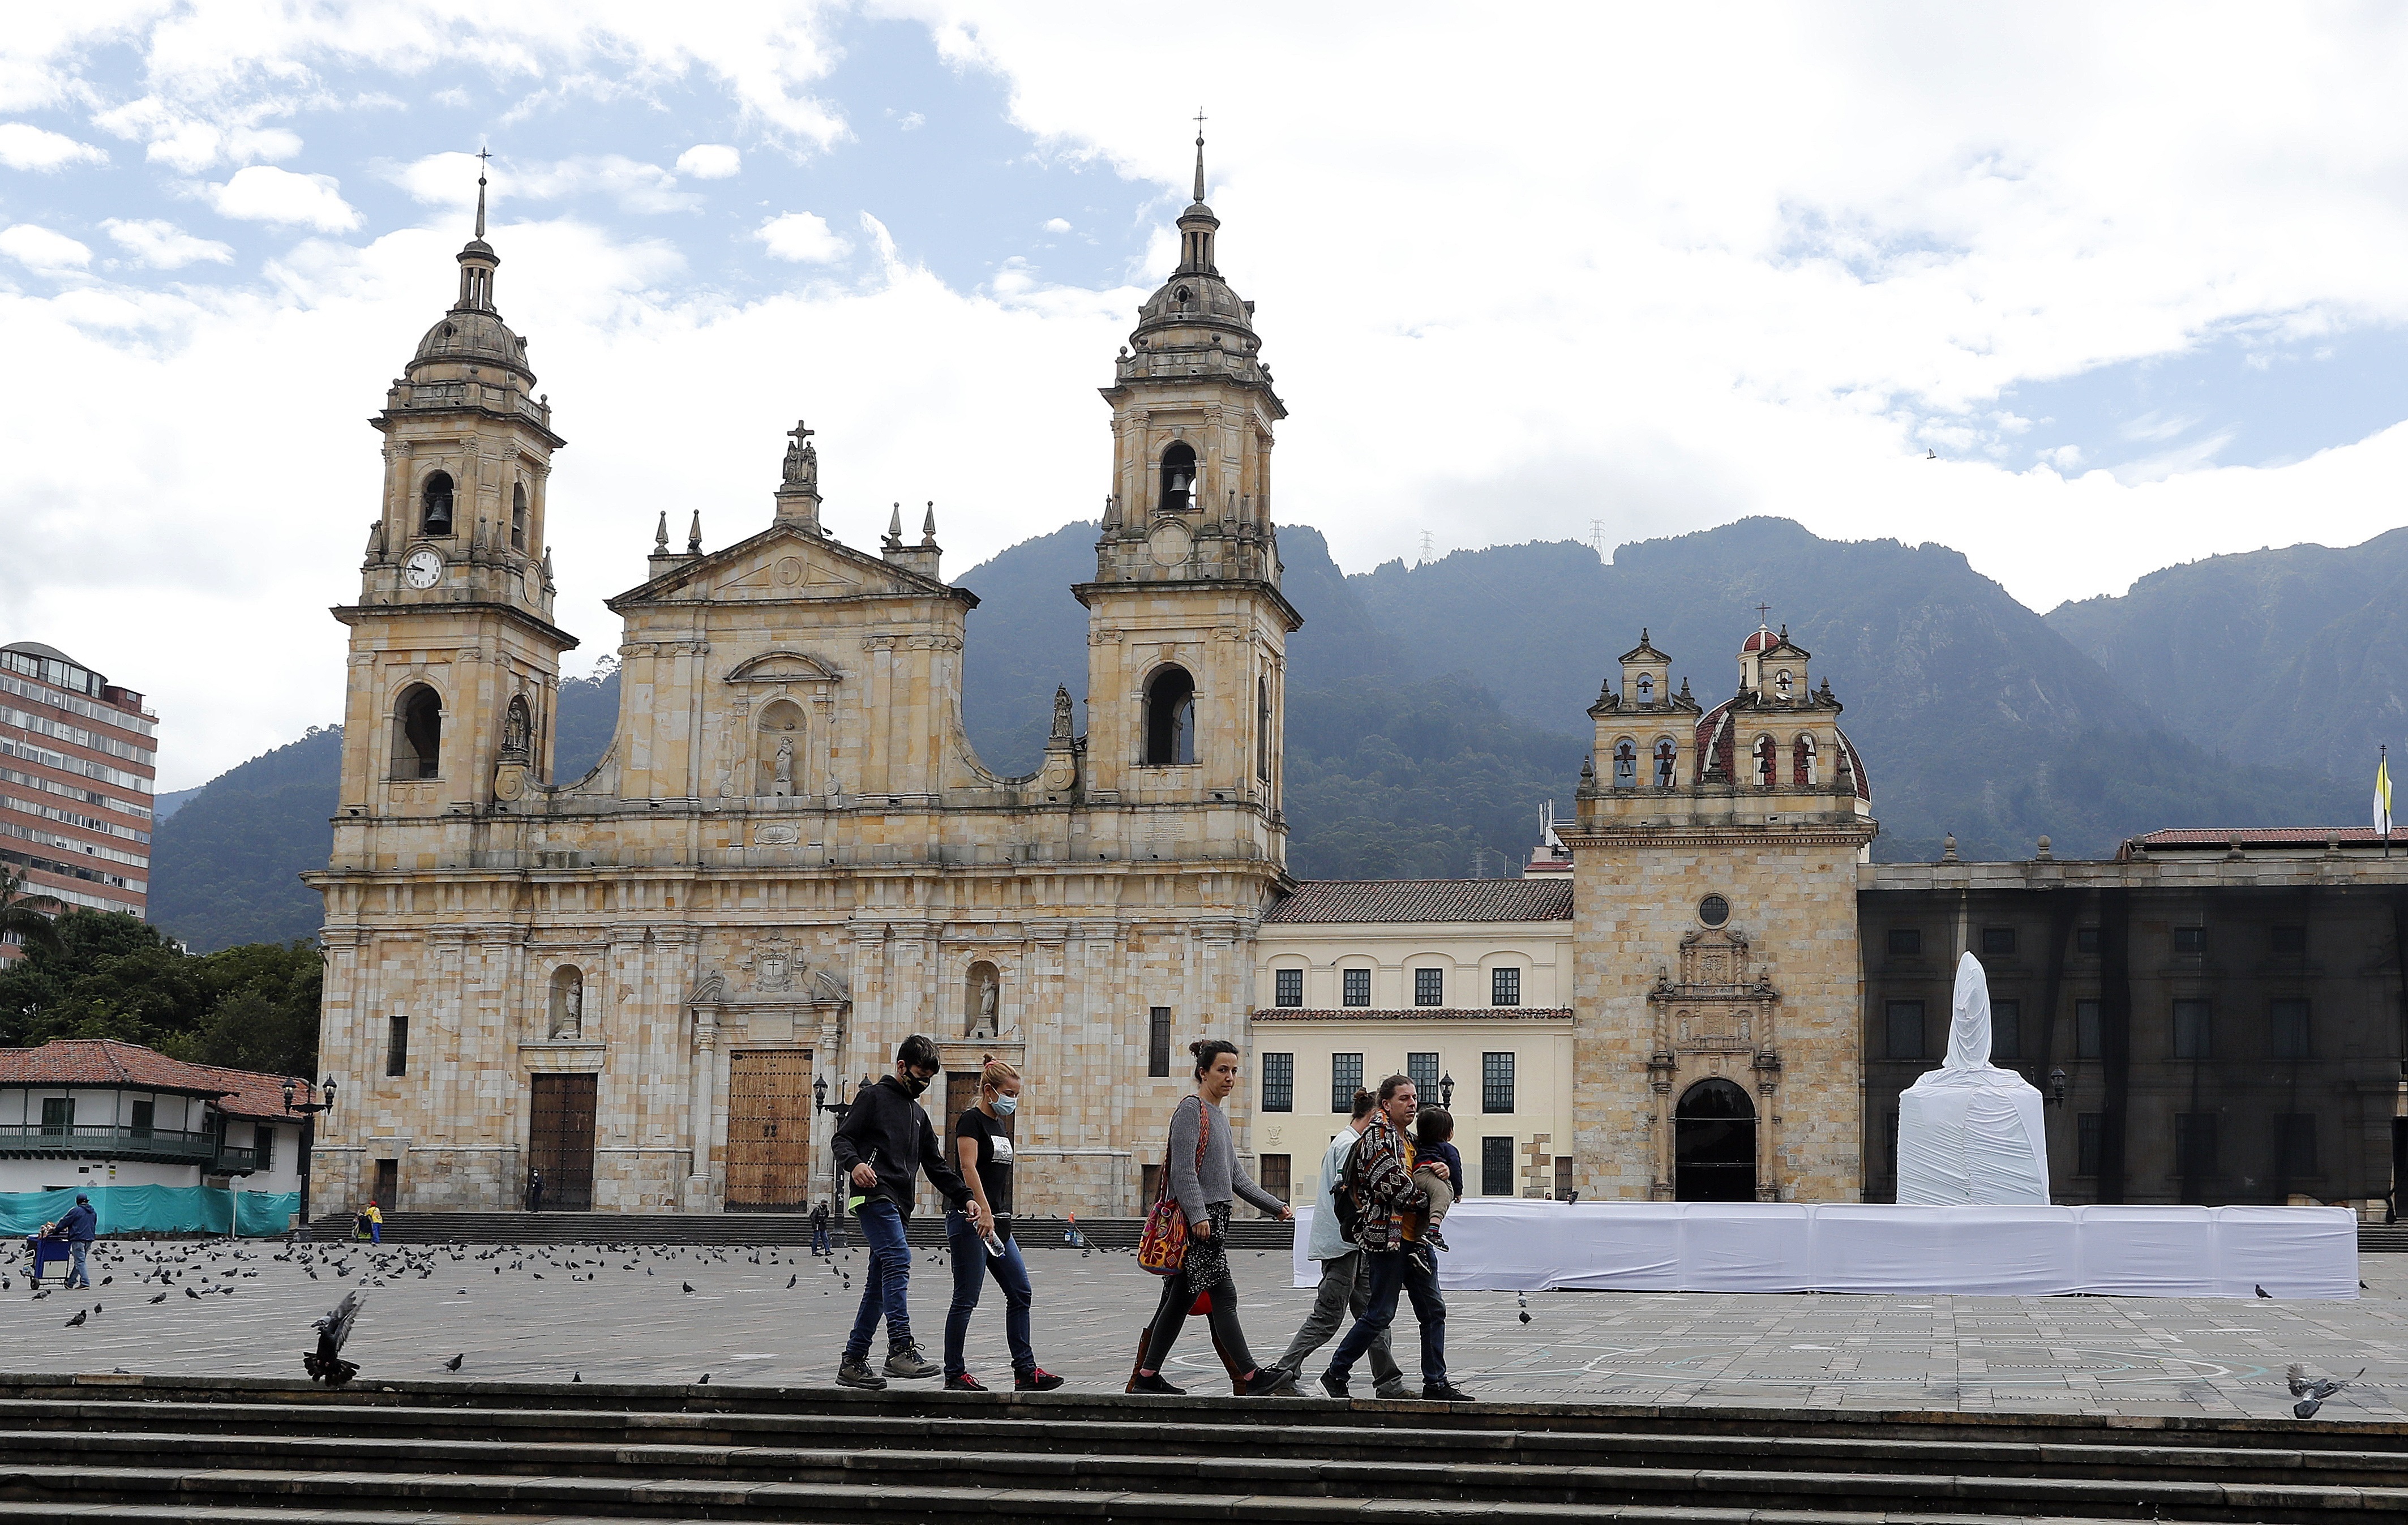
[2256,1285,2273,1299]
[185,1287,200,1300]
[787,1275,797,1289]
[305,1289,369,1387]
[444,1353,464,1371]
[697,1372,710,1385]
[2287,1363,2364,1417]
[63,1309,86,1327]
[682,1282,695,1294]
[149,1293,167,1304]
[572,1371,581,1383]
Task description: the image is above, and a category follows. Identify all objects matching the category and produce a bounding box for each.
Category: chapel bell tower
[333,159,577,820]
[1077,130,1300,847]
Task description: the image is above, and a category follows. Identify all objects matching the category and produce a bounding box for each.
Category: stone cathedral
[307,147,1299,1215]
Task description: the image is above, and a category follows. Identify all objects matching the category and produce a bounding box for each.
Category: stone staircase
[1,1372,2404,1522]
[303,1210,1293,1250]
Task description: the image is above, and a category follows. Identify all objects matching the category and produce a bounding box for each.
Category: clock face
[403,550,443,590]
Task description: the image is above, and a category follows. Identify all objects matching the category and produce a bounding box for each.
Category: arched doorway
[1674,1078,1756,1201]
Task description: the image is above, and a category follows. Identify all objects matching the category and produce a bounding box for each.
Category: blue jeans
[1327,1247,1446,1388]
[66,1243,90,1288]
[943,1212,1034,1378]
[811,1224,831,1255]
[843,1200,915,1360]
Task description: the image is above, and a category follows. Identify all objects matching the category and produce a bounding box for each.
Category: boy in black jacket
[830,1034,978,1388]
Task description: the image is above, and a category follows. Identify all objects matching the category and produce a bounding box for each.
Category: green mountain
[2043,526,2408,787]
[144,515,2372,952]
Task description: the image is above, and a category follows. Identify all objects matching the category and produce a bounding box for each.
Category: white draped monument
[1893,953,2051,1206]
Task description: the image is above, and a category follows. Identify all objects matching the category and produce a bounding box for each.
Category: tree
[0,868,65,959]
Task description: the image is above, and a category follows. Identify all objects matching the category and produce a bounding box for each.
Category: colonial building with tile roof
[0,1039,309,1200]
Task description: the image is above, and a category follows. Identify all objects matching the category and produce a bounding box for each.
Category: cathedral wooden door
[726,1051,814,1211]
[528,1073,597,1211]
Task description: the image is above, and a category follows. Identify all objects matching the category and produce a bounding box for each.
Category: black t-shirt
[955,1107,1015,1216]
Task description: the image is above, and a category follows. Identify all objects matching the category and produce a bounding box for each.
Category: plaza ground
[5,1235,2406,1422]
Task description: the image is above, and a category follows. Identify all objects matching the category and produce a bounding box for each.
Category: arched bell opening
[390,683,443,780]
[420,472,455,537]
[1143,665,1196,765]
[1673,1078,1756,1201]
[1158,441,1196,515]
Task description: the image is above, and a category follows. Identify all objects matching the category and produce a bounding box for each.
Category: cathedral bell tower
[333,159,577,820]
[1077,130,1301,847]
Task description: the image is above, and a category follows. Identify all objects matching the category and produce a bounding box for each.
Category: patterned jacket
[1346,1112,1429,1253]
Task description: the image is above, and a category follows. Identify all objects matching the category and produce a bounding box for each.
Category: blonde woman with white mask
[942,1059,1064,1391]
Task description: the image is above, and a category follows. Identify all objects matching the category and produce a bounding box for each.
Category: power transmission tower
[1588,519,1606,554]
[1417,530,1436,563]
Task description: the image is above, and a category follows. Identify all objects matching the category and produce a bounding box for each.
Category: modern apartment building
[0,641,157,954]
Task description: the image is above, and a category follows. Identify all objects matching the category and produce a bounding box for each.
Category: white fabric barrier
[1289,1200,2358,1299]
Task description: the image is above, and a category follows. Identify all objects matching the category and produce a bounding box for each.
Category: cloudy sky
[8,3,2408,788]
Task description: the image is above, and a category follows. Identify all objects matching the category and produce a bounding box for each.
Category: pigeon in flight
[305,1289,368,1387]
[2287,1363,2364,1420]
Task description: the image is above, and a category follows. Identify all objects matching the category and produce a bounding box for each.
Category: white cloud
[102,217,235,269]
[1043,216,1071,234]
[400,152,698,216]
[755,211,848,263]
[0,222,91,272]
[676,143,741,179]
[206,165,361,232]
[0,122,106,171]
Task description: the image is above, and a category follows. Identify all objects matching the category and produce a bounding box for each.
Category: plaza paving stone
[6,1233,2406,1423]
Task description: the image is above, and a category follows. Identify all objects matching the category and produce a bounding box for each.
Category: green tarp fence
[0,1185,299,1237]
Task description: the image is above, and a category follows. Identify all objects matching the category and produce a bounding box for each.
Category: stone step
[5,1407,2405,1485]
[304,1211,1288,1251]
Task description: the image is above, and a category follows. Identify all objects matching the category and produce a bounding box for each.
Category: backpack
[1331,1133,1365,1243]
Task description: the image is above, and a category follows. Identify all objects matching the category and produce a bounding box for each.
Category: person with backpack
[1130,1038,1296,1397]
[830,1034,976,1389]
[1269,1089,1410,1397]
[808,1198,832,1257]
[1321,1073,1471,1402]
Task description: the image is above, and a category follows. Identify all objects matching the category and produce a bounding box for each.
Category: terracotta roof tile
[1252,1007,1573,1022]
[1263,879,1573,924]
[0,1039,308,1120]
[2132,827,2388,846]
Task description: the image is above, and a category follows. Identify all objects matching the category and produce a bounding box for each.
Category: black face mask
[902,1071,932,1098]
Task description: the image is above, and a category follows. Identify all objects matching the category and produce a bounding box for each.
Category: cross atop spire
[1191,109,1207,203]
[474,144,491,241]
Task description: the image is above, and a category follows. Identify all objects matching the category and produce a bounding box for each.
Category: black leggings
[1140,1269,1258,1377]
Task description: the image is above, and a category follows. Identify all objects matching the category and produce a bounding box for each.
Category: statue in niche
[967,963,1000,1039]
[549,969,584,1040]
[1051,684,1075,740]
[772,734,795,798]
[502,700,530,758]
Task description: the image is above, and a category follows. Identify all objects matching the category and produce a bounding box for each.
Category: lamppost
[282,1077,339,1231]
[2046,1068,2068,1107]
[813,1073,869,1222]
[1438,1073,1456,1110]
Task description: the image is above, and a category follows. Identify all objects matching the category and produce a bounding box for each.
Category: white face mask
[993,1094,1018,1116]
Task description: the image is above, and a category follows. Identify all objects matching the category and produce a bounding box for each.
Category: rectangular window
[2175,1113,2218,1176]
[2173,999,2212,1060]
[1342,968,1372,1007]
[1481,1051,1516,1113]
[1273,969,1304,1008]
[1331,1052,1363,1113]
[1554,1156,1573,1200]
[1147,1008,1172,1078]
[2076,999,2102,1059]
[2173,925,2205,954]
[385,1014,409,1077]
[254,1123,275,1172]
[1492,966,1521,1006]
[1414,967,1445,1006]
[1258,1154,1291,1206]
[2276,1113,2318,1176]
[2270,924,2307,957]
[2076,925,2101,956]
[1980,926,2017,957]
[1481,1136,1515,1197]
[1260,1053,1294,1112]
[2077,1113,2103,1176]
[39,1097,72,1134]
[1886,1000,1925,1060]
[1990,999,2021,1063]
[2270,999,2311,1060]
[128,1099,153,1138]
[1407,1052,1439,1096]
[1887,927,1922,956]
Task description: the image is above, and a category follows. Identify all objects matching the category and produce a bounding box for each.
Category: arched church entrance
[1674,1078,1756,1201]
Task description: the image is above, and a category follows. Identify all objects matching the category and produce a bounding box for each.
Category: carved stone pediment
[724,649,842,686]
[1649,926,1779,1055]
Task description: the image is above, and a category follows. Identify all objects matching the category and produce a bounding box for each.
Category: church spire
[455,146,499,312]
[1174,114,1220,276]
[1191,110,1207,204]
[474,144,489,240]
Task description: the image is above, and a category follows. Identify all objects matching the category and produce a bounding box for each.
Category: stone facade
[1562,628,1878,1202]
[306,151,1299,1218]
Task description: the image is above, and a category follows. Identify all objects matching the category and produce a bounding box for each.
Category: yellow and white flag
[2377,750,2394,838]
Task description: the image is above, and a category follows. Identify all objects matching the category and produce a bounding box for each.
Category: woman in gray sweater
[1133,1038,1297,1395]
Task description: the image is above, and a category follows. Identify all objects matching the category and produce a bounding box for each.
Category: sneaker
[1242,1366,1298,1397]
[885,1345,941,1380]
[1129,1372,1184,1395]
[1318,1371,1350,1399]
[1373,1381,1413,1400]
[836,1355,886,1390]
[944,1372,987,1391]
[1015,1368,1065,1391]
[1421,1381,1473,1402]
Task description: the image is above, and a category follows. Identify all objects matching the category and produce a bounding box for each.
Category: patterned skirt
[1182,1200,1233,1292]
